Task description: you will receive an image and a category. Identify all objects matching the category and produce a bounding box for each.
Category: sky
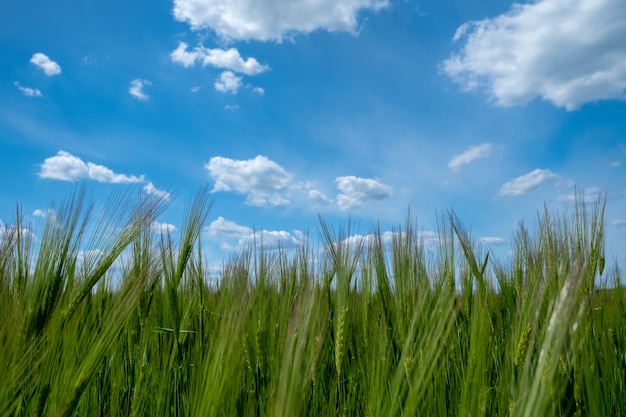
[1,0,626,272]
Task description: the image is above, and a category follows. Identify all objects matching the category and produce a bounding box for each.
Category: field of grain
[1,188,624,416]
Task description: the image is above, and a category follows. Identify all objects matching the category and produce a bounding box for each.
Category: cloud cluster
[171,42,267,95]
[448,143,492,171]
[171,42,268,75]
[335,176,393,210]
[30,53,61,76]
[443,0,626,110]
[498,169,562,197]
[205,155,392,210]
[129,79,151,100]
[14,81,43,97]
[0,220,36,243]
[172,0,389,41]
[342,230,440,250]
[206,155,294,206]
[205,216,305,250]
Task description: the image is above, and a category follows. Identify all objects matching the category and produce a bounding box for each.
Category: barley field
[1,187,624,416]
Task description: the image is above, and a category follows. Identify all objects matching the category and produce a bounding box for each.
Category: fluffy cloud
[205,155,293,206]
[38,150,144,183]
[309,189,332,204]
[172,0,388,41]
[151,221,178,233]
[442,0,626,110]
[129,79,151,100]
[479,236,506,246]
[206,216,253,240]
[14,81,43,97]
[205,217,305,250]
[30,53,61,76]
[498,169,562,197]
[214,71,242,93]
[448,143,492,171]
[335,176,393,210]
[144,182,171,200]
[33,209,47,218]
[171,42,268,75]
[342,230,440,250]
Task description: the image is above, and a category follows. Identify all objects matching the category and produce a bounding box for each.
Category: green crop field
[1,187,624,416]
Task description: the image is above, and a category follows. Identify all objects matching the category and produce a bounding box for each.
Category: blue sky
[1,0,625,269]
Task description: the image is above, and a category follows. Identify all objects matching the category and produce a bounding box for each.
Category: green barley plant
[0,187,623,416]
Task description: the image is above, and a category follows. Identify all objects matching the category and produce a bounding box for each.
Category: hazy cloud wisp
[498,169,562,197]
[448,143,493,171]
[14,81,43,97]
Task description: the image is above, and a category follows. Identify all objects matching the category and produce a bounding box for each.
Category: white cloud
[144,182,171,200]
[86,162,144,183]
[39,151,88,181]
[610,219,626,227]
[448,143,493,171]
[442,0,626,110]
[335,176,393,210]
[30,53,61,76]
[479,236,506,246]
[38,150,144,183]
[171,42,268,75]
[151,221,178,233]
[205,217,304,250]
[558,187,603,204]
[342,230,440,250]
[215,71,242,94]
[172,0,388,41]
[206,216,253,239]
[33,209,47,218]
[498,169,561,197]
[0,221,37,243]
[341,230,395,247]
[309,189,332,204]
[129,79,151,100]
[14,81,43,97]
[252,87,265,95]
[205,155,293,206]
